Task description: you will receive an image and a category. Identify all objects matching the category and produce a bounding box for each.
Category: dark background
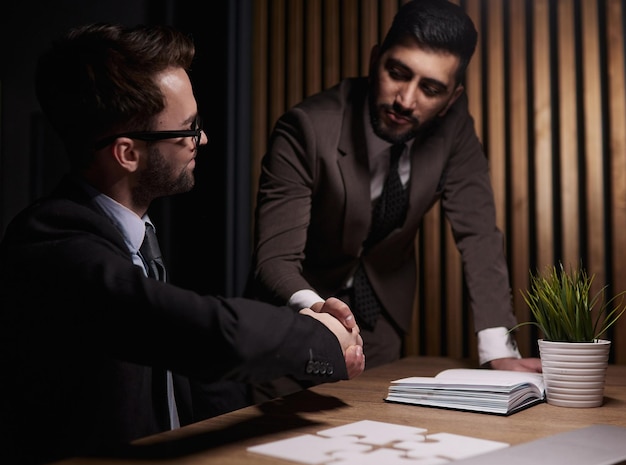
[0,0,252,297]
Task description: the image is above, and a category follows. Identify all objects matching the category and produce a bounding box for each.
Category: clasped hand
[300,297,365,379]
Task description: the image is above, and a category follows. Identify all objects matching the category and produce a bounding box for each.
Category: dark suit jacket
[249,77,517,335]
[0,176,347,464]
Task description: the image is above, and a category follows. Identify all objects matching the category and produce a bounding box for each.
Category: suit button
[306,360,334,376]
[313,361,321,374]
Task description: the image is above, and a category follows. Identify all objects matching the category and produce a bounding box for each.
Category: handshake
[300,297,365,379]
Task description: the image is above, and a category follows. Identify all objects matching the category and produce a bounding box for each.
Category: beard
[132,144,195,206]
[368,91,421,145]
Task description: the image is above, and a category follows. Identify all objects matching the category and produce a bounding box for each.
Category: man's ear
[438,85,464,117]
[111,138,141,173]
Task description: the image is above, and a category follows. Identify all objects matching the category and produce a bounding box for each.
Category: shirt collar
[78,180,149,254]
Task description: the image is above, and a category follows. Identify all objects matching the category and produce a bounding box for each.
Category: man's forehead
[382,42,461,85]
[155,67,198,128]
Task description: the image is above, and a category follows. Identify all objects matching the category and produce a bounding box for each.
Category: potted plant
[514,261,626,408]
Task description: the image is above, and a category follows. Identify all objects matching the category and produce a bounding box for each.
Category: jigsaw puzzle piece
[395,432,509,461]
[317,419,428,446]
[247,433,372,465]
[331,447,449,465]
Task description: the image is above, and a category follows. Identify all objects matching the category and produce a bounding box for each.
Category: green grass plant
[513,262,626,342]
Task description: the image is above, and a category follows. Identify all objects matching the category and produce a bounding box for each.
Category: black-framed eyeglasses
[95,120,203,151]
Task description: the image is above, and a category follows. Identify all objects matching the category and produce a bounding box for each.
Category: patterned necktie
[353,144,408,330]
[139,222,179,429]
[366,143,408,247]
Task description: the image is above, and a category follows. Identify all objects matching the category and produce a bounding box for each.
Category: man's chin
[168,177,195,196]
[374,125,418,145]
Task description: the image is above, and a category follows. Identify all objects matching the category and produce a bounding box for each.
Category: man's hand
[310,297,356,330]
[300,308,365,379]
[489,357,542,372]
[344,344,365,379]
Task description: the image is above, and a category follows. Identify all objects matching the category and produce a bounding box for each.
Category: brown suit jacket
[249,77,517,335]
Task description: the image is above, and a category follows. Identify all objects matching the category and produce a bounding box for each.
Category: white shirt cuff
[288,289,324,311]
[478,327,522,366]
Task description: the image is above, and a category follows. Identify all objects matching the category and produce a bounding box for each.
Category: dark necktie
[139,222,179,429]
[353,144,408,330]
[366,143,408,247]
[140,223,167,282]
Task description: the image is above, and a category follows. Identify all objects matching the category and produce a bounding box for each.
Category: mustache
[382,102,419,124]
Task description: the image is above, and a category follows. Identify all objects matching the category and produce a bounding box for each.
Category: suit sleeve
[439,97,518,332]
[248,108,321,304]
[0,200,349,384]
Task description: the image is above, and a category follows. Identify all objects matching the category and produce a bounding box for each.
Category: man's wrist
[288,289,324,311]
[477,326,522,366]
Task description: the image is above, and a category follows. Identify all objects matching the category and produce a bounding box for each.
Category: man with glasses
[0,23,364,465]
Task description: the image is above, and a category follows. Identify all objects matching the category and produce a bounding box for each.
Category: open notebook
[385,368,545,415]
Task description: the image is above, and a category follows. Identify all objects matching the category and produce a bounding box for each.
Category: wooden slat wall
[608,0,626,360]
[251,0,626,362]
[508,0,532,357]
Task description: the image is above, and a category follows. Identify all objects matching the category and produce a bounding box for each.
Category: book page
[392,368,545,392]
[437,369,544,390]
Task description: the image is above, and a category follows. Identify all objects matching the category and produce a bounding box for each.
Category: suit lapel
[337,82,372,257]
[406,131,448,226]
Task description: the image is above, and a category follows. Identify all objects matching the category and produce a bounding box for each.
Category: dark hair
[35,23,196,168]
[380,0,478,85]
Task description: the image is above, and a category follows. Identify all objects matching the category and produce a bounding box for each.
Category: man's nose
[395,84,418,111]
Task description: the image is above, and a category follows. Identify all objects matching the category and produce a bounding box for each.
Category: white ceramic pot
[538,339,611,407]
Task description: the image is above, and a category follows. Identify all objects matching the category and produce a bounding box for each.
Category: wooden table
[53,356,626,464]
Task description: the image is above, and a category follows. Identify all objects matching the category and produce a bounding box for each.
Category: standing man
[0,23,363,465]
[247,0,541,372]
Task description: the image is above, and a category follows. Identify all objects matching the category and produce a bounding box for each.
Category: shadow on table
[102,389,349,460]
